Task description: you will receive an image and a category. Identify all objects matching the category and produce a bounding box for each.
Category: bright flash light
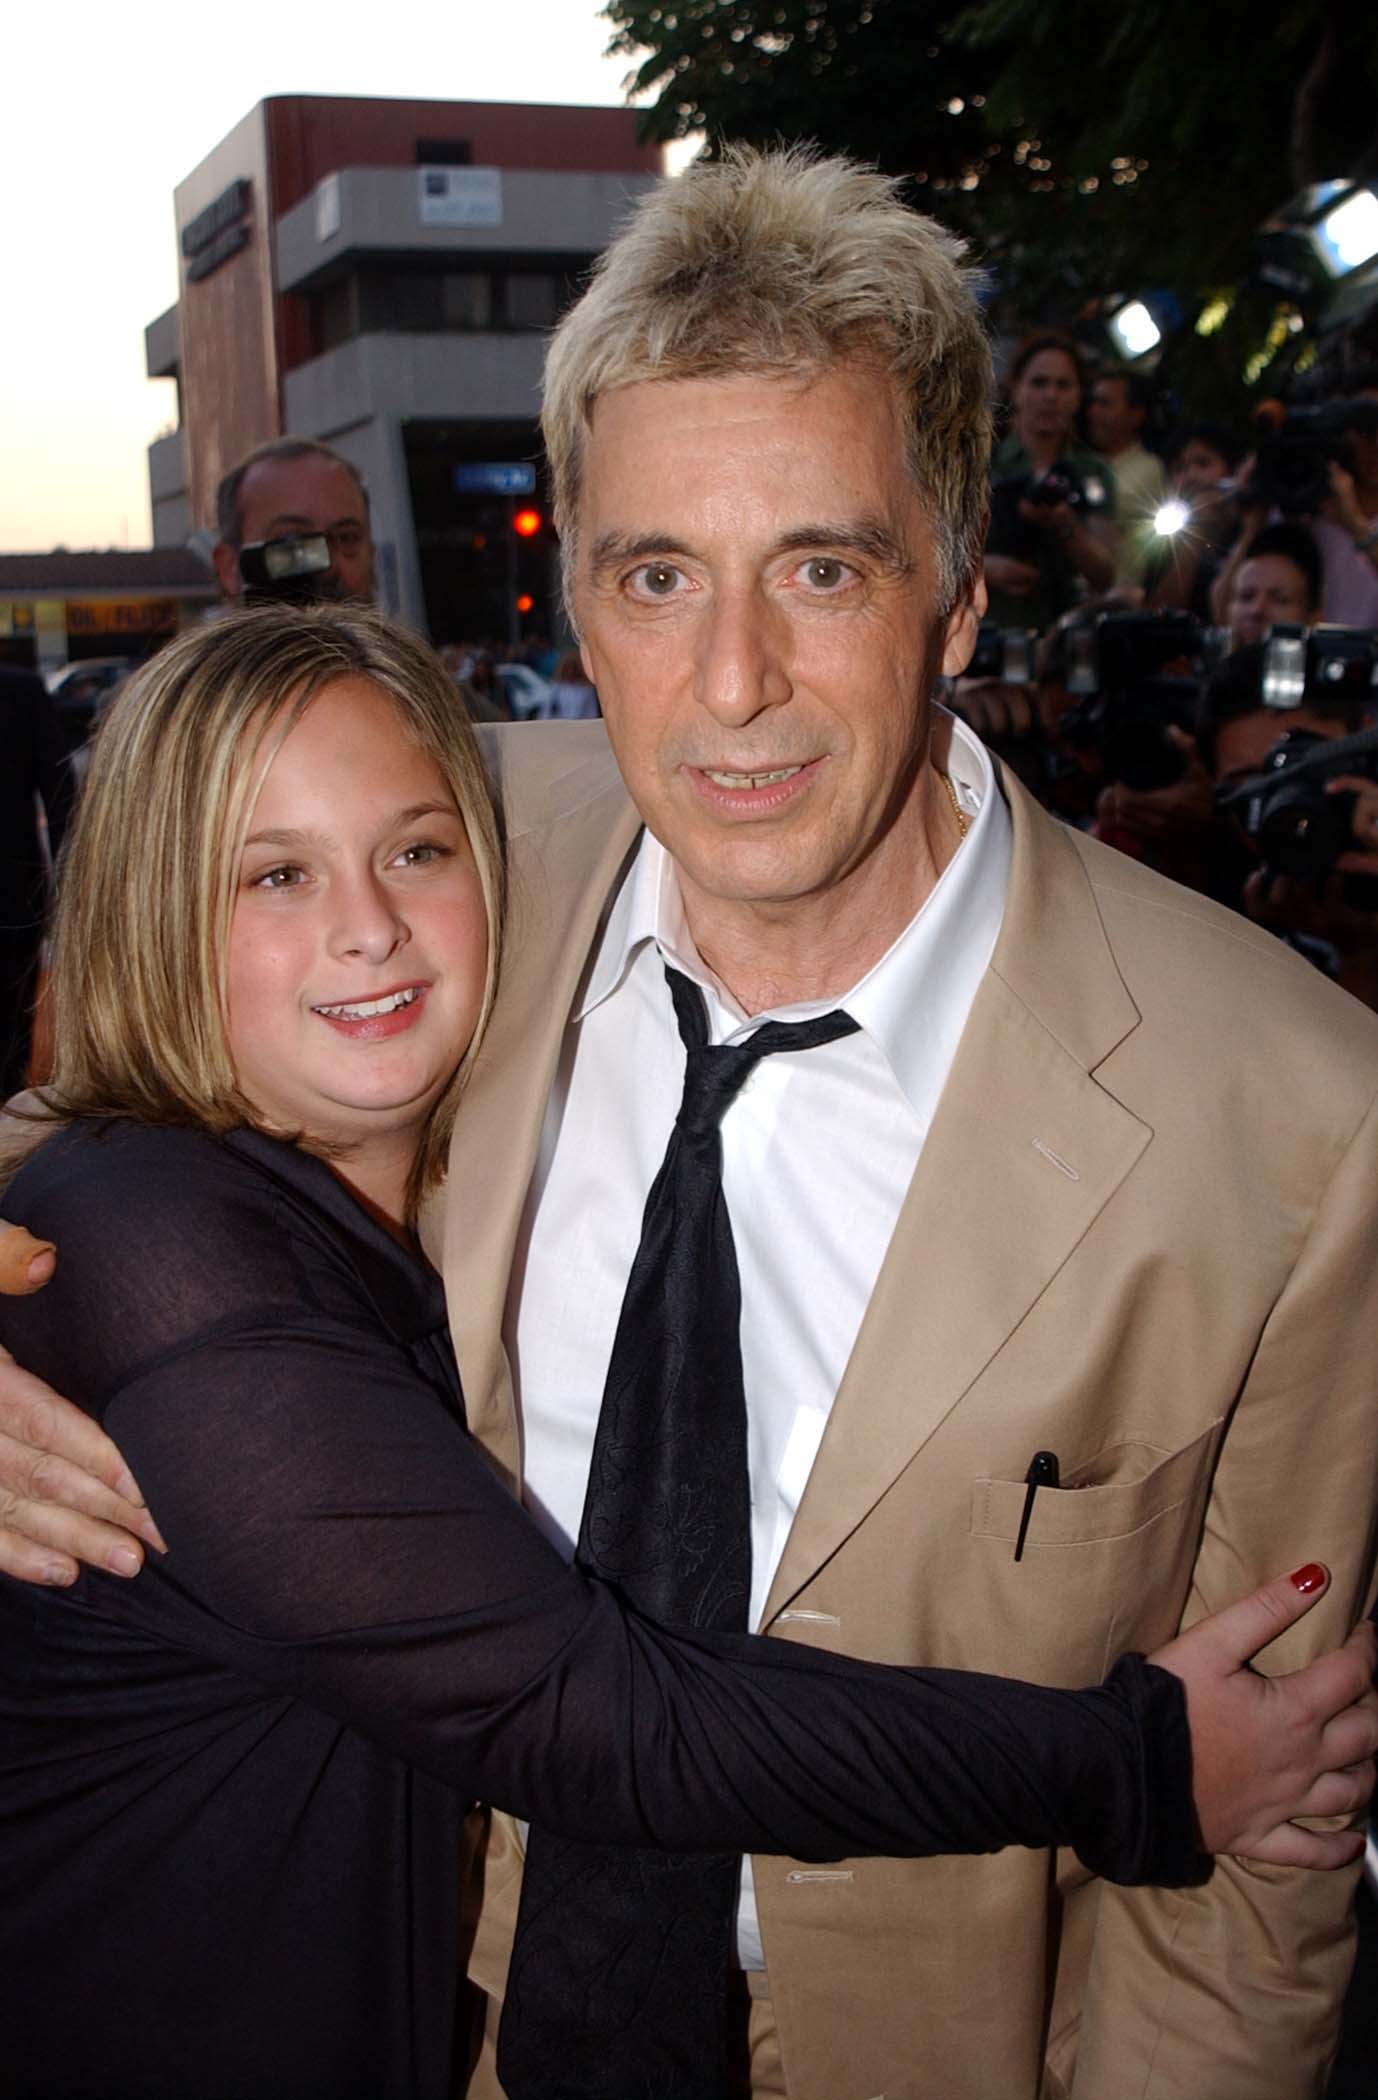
[1109,300,1162,358]
[1153,499,1190,539]
[1315,188,1378,274]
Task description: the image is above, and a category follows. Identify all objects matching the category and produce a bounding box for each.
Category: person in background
[211,437,376,607]
[542,650,601,720]
[1148,420,1245,617]
[984,332,1118,631]
[1326,395,1378,583]
[1225,521,1323,649]
[0,665,73,1096]
[1086,367,1167,588]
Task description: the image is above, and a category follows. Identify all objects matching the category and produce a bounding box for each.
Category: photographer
[1147,421,1246,618]
[1202,638,1378,1009]
[984,333,1118,631]
[1086,367,1167,586]
[1039,609,1222,884]
[1224,523,1322,650]
[1210,399,1378,629]
[1325,393,1378,580]
[211,438,376,607]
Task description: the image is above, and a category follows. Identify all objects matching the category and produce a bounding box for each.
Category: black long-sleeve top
[0,1121,1199,2100]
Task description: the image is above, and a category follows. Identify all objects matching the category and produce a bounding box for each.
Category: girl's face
[226,676,488,1204]
[1010,349,1081,446]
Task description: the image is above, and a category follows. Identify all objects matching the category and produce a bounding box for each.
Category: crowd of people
[2,145,1378,2100]
[956,335,1378,1010]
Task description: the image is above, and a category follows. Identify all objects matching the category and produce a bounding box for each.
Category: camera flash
[1153,500,1190,539]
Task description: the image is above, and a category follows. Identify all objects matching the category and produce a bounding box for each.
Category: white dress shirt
[506,714,1011,1966]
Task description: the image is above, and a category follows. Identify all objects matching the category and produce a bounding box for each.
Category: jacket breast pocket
[967,1416,1225,1684]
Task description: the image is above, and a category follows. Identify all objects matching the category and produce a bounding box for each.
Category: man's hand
[1094,729,1217,846]
[1149,1564,1378,1866]
[0,1341,165,1584]
[983,553,1039,598]
[1328,774,1378,870]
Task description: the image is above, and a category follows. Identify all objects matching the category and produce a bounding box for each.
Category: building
[0,550,218,677]
[146,96,663,639]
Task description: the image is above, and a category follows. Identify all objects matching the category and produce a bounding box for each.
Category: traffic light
[513,507,543,539]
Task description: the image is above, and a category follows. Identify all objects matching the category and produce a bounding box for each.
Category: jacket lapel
[433,729,641,1484]
[763,775,1152,1622]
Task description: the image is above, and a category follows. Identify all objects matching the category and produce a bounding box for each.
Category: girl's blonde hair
[18,603,503,1220]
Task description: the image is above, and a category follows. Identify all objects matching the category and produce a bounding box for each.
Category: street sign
[453,462,536,496]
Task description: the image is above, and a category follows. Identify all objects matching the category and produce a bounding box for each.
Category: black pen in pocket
[1013,1449,1060,1562]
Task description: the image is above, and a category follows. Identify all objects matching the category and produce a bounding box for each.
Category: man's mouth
[313,986,423,1021]
[701,765,803,790]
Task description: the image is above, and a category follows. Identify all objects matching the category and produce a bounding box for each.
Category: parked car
[45,659,130,754]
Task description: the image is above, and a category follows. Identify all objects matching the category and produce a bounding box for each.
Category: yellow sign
[66,599,180,636]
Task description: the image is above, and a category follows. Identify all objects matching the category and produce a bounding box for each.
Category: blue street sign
[453,461,536,496]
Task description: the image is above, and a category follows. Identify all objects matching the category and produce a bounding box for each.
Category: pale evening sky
[1,1,667,553]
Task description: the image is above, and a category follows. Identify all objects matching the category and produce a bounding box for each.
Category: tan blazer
[430,722,1378,2100]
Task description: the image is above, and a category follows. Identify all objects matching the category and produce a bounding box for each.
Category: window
[442,273,493,331]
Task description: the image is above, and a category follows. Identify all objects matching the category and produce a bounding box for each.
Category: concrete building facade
[146,96,662,638]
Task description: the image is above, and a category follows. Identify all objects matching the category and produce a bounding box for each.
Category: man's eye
[797,556,853,591]
[629,562,683,598]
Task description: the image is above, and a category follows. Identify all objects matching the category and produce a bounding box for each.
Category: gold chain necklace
[941,770,970,841]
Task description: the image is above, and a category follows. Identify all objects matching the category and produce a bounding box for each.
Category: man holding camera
[210,437,377,607]
[1086,368,1167,587]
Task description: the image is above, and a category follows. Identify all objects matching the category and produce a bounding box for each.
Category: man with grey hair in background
[210,435,376,605]
[2,148,1378,2100]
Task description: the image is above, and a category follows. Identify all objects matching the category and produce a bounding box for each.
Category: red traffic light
[513,507,543,538]
[516,593,535,614]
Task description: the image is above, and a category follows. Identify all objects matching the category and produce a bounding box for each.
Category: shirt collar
[575,713,1012,1118]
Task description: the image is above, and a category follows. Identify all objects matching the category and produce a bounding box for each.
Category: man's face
[1087,377,1139,456]
[1228,555,1315,649]
[1009,349,1081,446]
[571,361,982,972]
[1174,440,1229,499]
[217,454,376,604]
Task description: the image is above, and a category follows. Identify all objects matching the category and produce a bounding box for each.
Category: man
[1201,642,1378,1012]
[3,149,1378,2099]
[1148,420,1245,616]
[211,436,376,604]
[1086,367,1167,586]
[1226,521,1324,649]
[0,665,73,1095]
[1326,395,1378,585]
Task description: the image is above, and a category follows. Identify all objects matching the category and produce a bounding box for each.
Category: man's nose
[329,872,409,963]
[693,583,791,724]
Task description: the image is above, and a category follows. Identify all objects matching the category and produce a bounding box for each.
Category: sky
[1,1,657,553]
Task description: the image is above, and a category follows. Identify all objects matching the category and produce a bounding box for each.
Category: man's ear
[211,540,242,599]
[940,571,988,679]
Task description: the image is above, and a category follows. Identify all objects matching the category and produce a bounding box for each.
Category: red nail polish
[1289,1563,1327,1594]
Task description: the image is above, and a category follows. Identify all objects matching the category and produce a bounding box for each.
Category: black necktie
[497,966,860,2100]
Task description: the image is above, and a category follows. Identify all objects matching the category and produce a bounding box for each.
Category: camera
[1240,398,1378,518]
[965,622,1035,684]
[238,532,335,606]
[1216,627,1378,879]
[987,459,1110,565]
[1058,611,1221,790]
